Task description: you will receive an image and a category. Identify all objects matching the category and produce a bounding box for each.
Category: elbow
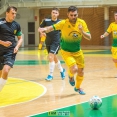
[89,35,91,40]
[86,35,91,41]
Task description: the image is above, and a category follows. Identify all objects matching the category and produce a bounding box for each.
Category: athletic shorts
[111,47,117,59]
[60,49,84,68]
[46,43,60,54]
[0,49,16,70]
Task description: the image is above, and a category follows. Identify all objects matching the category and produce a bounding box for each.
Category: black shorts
[0,50,16,70]
[46,43,60,54]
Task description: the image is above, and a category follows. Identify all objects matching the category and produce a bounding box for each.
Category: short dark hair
[114,11,117,15]
[52,7,60,12]
[68,6,78,12]
[6,6,17,13]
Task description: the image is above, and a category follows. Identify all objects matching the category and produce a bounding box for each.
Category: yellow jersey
[53,18,90,52]
[107,22,117,47]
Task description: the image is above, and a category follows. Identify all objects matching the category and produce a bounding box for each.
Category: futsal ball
[89,96,102,109]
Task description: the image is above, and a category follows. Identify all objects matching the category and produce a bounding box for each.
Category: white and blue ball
[89,96,102,109]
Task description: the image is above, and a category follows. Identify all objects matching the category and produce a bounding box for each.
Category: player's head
[67,6,78,24]
[51,7,59,20]
[114,11,117,22]
[6,6,17,22]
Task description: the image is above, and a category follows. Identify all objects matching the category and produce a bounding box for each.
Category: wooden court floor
[0,47,117,117]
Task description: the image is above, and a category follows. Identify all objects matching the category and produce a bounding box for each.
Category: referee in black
[38,8,65,81]
[0,6,23,91]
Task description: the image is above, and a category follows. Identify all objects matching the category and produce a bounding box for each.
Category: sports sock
[68,70,74,78]
[0,78,7,91]
[49,61,55,76]
[56,60,63,72]
[75,75,84,89]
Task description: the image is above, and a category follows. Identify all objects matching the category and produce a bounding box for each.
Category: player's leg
[60,49,76,86]
[113,59,117,67]
[111,47,117,77]
[48,44,65,80]
[54,50,65,80]
[74,50,85,95]
[0,56,7,91]
[54,55,65,79]
[38,36,46,50]
[45,46,55,81]
[0,70,2,77]
[0,51,16,91]
[0,65,11,91]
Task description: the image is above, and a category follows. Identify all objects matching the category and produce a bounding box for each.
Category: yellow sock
[75,75,84,89]
[38,44,42,49]
[41,36,46,41]
[68,70,74,78]
[115,63,117,68]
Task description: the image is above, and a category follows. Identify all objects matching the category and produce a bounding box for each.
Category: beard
[69,18,77,24]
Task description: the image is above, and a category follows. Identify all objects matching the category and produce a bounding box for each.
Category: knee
[70,66,78,74]
[113,59,117,63]
[3,68,9,75]
[48,55,54,61]
[78,69,84,76]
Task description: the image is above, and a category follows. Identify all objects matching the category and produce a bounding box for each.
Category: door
[28,22,35,45]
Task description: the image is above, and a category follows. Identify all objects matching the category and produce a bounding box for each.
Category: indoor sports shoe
[69,76,75,86]
[74,87,86,95]
[45,75,53,81]
[60,68,66,80]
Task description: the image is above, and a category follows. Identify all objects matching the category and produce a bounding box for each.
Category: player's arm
[100,32,109,39]
[38,26,54,34]
[0,40,12,47]
[38,19,54,34]
[38,20,63,34]
[13,28,23,53]
[16,35,23,48]
[14,35,23,53]
[101,23,112,39]
[78,24,91,40]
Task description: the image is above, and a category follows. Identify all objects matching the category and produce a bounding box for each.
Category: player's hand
[78,24,83,32]
[40,33,46,37]
[100,35,105,39]
[38,28,46,33]
[3,41,12,47]
[14,46,19,53]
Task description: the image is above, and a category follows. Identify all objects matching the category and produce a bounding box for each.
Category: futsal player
[39,6,91,95]
[0,6,23,91]
[100,11,117,77]
[38,7,65,81]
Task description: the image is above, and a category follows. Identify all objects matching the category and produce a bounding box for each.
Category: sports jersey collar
[51,19,58,22]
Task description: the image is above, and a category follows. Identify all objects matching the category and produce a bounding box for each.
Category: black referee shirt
[40,18,61,46]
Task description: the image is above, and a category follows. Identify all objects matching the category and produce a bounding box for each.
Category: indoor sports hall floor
[0,46,117,117]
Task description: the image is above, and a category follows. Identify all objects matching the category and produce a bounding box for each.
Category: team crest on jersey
[113,31,117,35]
[14,30,17,34]
[69,31,81,39]
[72,33,78,38]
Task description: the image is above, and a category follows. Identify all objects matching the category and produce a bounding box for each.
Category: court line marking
[0,77,47,108]
[27,93,117,117]
[16,49,115,116]
[27,65,117,117]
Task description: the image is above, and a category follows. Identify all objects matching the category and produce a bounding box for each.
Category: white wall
[15,8,35,46]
